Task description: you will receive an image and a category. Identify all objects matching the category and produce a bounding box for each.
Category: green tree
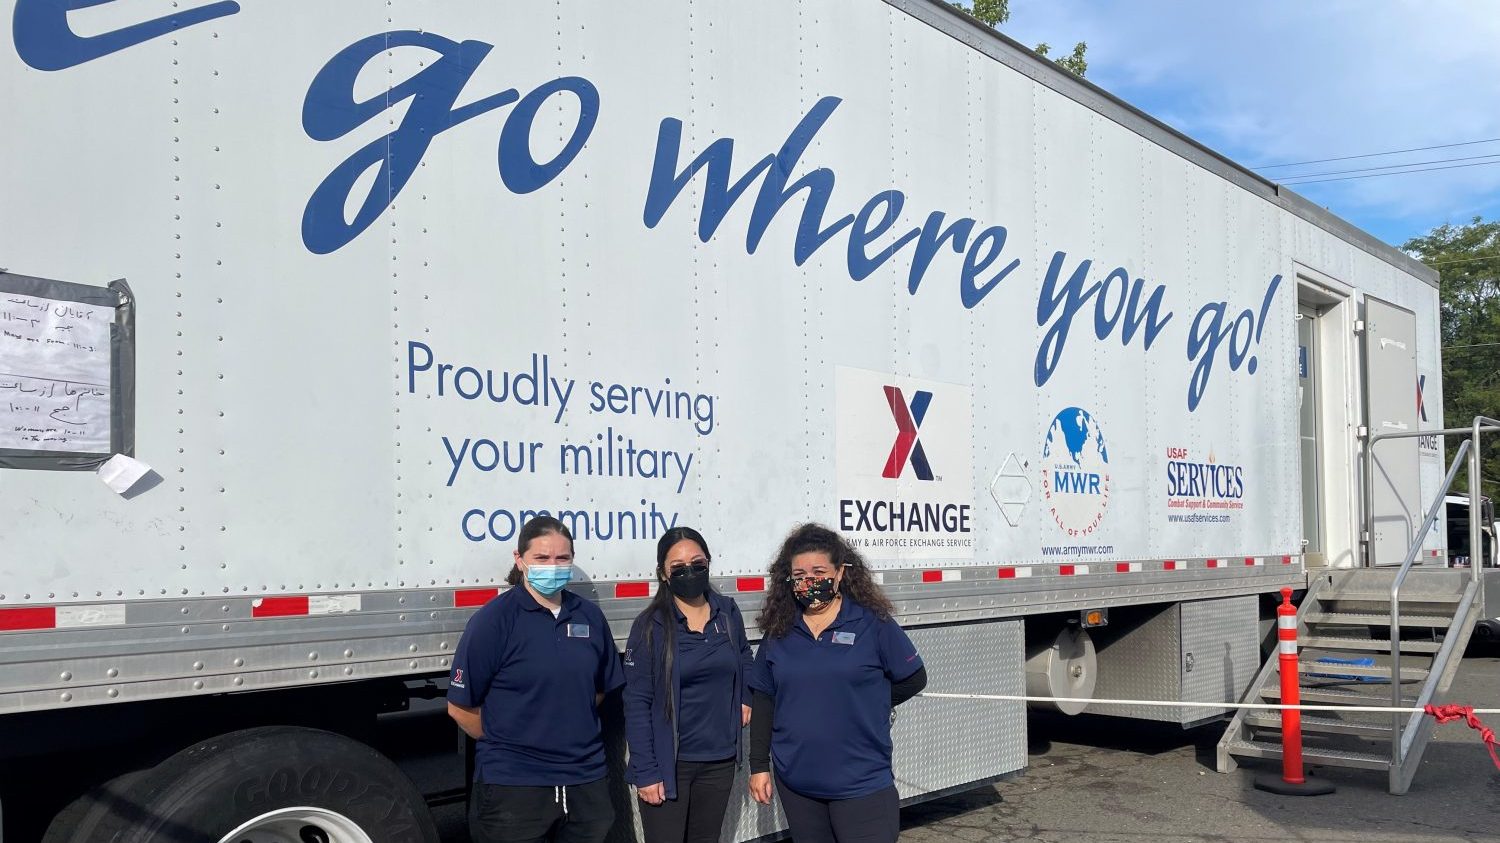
[949,1,1088,77]
[1404,216,1500,494]
[1033,41,1088,77]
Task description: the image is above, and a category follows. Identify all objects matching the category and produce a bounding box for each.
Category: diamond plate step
[1297,662,1429,682]
[1321,592,1463,604]
[1259,685,1416,707]
[1304,611,1453,628]
[1224,739,1390,771]
[1300,636,1443,653]
[1243,711,1394,738]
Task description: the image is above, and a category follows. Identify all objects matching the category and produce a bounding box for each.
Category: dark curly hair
[757,523,894,639]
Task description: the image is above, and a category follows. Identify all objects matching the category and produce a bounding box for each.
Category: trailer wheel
[41,770,154,843]
[81,726,439,843]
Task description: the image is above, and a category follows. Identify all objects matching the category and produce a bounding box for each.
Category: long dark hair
[505,515,575,586]
[757,523,893,639]
[637,526,714,724]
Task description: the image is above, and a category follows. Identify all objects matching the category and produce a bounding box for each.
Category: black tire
[41,770,154,843]
[1477,623,1495,641]
[77,726,439,843]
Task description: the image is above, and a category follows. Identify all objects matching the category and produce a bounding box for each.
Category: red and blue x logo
[882,386,934,480]
[1417,374,1428,423]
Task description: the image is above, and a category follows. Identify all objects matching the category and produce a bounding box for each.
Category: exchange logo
[882,386,934,481]
[834,366,974,559]
[1041,407,1110,537]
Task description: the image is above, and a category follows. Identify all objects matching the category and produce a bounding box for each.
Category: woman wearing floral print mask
[746,524,927,843]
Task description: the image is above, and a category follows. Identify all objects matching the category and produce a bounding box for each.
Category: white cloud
[1001,0,1500,240]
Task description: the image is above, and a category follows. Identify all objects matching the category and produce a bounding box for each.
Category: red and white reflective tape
[612,582,652,599]
[0,604,127,631]
[454,588,500,608]
[0,553,1306,633]
[1278,613,1299,655]
[311,594,361,614]
[250,596,308,618]
[250,594,362,617]
[0,607,55,631]
[921,569,962,583]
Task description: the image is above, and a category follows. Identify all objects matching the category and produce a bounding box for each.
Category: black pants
[469,778,614,843]
[778,783,899,843]
[637,758,737,843]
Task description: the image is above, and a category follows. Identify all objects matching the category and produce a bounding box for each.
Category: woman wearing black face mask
[746,523,927,843]
[623,527,754,843]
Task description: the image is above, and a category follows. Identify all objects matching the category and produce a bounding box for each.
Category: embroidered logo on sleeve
[567,623,591,638]
[451,668,465,689]
[832,631,857,645]
[623,648,634,666]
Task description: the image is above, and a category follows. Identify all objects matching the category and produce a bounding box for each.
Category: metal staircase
[1217,417,1496,794]
[1216,567,1483,792]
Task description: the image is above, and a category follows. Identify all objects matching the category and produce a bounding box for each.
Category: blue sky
[1002,0,1500,248]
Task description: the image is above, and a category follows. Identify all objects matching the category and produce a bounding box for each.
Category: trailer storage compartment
[1087,596,1261,725]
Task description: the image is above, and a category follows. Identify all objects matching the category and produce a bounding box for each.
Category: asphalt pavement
[899,639,1500,843]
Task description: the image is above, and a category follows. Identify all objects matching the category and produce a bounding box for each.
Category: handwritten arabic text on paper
[1,295,113,453]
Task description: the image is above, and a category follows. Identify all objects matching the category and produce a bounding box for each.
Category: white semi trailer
[0,0,1456,840]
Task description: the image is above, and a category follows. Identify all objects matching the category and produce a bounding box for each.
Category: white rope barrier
[919,691,1500,716]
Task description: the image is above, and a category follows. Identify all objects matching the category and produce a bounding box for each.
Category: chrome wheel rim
[217,807,376,843]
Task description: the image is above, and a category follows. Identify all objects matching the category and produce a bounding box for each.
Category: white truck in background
[0,0,1450,840]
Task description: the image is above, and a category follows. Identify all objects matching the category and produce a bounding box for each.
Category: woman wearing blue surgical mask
[623,527,754,843]
[746,524,927,843]
[448,515,625,843]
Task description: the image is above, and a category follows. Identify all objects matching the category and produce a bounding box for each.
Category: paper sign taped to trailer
[0,292,112,453]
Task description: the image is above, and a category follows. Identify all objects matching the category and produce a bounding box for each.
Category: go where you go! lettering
[16,5,1282,412]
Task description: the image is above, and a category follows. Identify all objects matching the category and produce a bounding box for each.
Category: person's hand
[742,704,752,727]
[749,772,774,805]
[637,782,665,805]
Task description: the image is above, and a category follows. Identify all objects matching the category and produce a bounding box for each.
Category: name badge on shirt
[567,623,590,638]
[832,631,857,645]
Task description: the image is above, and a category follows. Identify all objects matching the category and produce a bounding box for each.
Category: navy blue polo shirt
[448,587,625,785]
[749,598,922,800]
[674,602,740,762]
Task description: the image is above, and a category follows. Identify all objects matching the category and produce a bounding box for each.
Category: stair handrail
[1469,417,1500,593]
[1374,417,1500,567]
[1393,575,1483,792]
[1385,438,1470,775]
